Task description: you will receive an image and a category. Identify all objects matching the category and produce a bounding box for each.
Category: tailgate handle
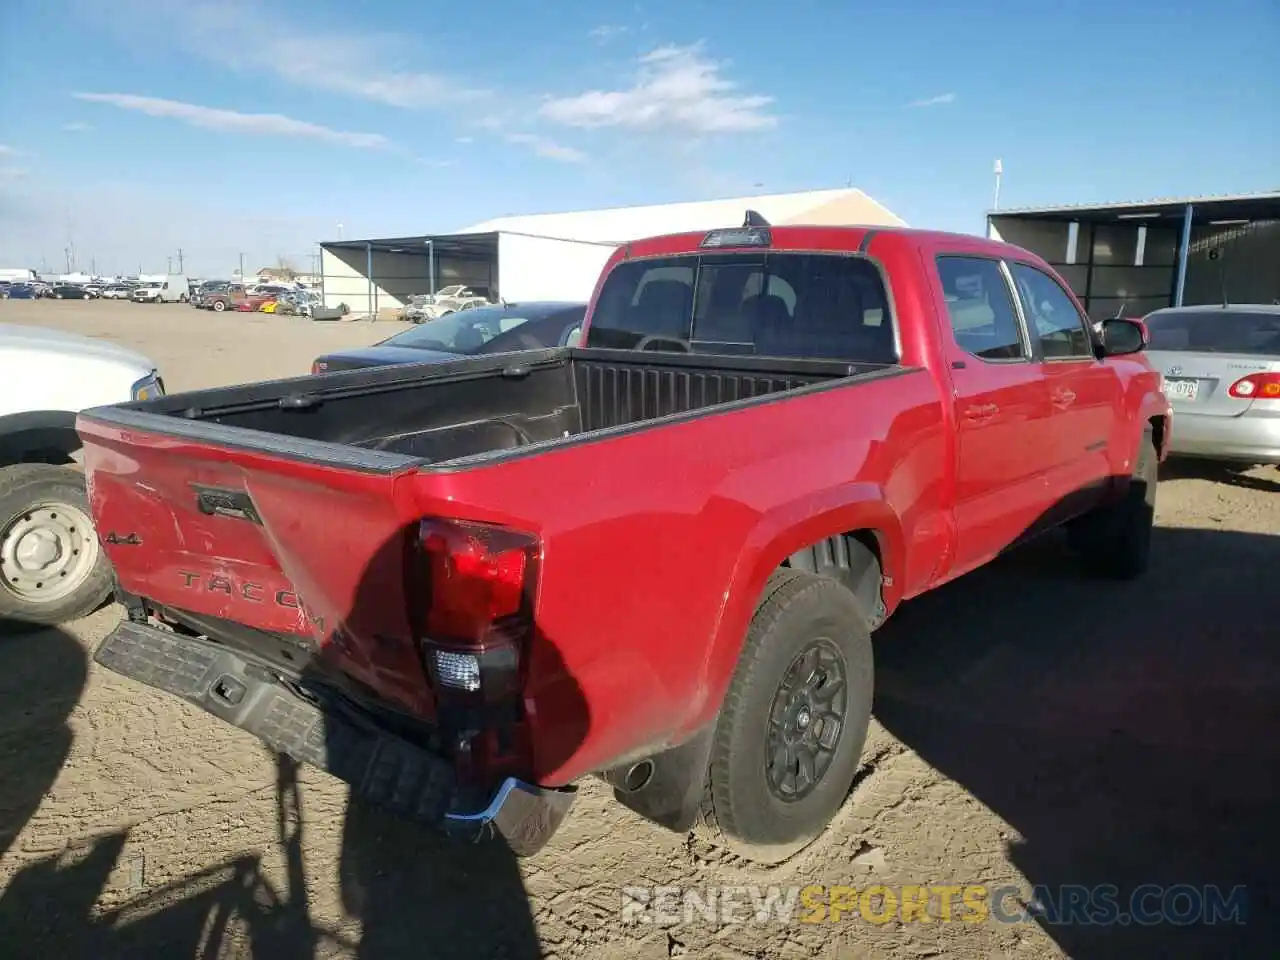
[194,486,262,524]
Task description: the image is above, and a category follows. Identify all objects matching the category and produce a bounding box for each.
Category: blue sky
[1,0,1276,276]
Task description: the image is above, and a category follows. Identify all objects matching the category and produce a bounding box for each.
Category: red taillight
[1227,372,1280,400]
[311,360,327,374]
[416,518,539,701]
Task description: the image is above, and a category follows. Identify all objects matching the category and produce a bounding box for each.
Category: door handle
[963,402,999,422]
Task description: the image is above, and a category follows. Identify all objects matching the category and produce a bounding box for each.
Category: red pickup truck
[78,218,1170,861]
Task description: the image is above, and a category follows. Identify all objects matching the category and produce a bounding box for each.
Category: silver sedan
[1143,304,1280,465]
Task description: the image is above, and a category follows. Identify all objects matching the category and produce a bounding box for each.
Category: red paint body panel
[79,225,1170,790]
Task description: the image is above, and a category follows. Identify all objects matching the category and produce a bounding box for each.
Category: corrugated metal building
[318,187,906,315]
[988,192,1280,320]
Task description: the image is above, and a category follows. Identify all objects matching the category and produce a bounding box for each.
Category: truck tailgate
[77,410,434,715]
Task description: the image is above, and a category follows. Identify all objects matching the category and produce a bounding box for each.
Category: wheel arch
[691,486,904,739]
[0,410,81,466]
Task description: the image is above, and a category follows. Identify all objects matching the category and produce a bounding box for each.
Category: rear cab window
[586,252,897,364]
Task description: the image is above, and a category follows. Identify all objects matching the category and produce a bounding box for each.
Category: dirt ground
[1,300,1277,959]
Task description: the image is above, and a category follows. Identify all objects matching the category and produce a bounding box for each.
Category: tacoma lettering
[177,571,325,630]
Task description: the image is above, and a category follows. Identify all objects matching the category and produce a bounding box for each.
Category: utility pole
[91,257,97,276]
[992,158,1003,211]
[177,248,184,273]
[238,252,245,281]
[64,247,72,273]
[167,256,173,273]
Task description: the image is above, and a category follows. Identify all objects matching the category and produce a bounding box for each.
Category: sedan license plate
[1165,378,1199,402]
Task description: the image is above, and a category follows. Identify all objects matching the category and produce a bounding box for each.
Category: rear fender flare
[686,483,904,737]
[0,410,81,465]
[1138,394,1172,461]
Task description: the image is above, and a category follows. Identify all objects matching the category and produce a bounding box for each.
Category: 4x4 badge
[103,532,142,545]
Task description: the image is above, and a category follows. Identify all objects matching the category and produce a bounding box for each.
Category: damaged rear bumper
[93,619,574,856]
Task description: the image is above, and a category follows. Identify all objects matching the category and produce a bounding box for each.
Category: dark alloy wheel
[699,569,874,863]
[766,638,848,802]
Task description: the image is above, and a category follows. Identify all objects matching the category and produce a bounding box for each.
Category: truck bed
[82,348,892,470]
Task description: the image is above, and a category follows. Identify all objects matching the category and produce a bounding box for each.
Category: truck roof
[618,223,1045,265]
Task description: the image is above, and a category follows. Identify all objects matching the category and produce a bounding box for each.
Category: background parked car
[101,284,132,300]
[200,283,246,312]
[406,284,490,322]
[50,285,90,300]
[1144,303,1280,465]
[4,283,37,300]
[311,301,586,372]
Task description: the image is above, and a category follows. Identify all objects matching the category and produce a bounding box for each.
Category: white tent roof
[456,187,906,244]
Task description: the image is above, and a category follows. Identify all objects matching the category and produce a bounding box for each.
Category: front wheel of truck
[0,464,114,625]
[701,569,874,864]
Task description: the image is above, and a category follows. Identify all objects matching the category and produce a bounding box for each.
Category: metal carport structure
[987,192,1280,320]
[318,233,499,317]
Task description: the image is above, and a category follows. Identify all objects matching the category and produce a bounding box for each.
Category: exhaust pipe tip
[601,758,655,793]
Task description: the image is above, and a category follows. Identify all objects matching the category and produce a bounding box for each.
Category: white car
[0,323,164,624]
[407,284,490,323]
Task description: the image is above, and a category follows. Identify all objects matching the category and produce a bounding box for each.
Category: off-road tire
[700,569,874,864]
[1067,430,1158,580]
[0,464,114,625]
[212,299,226,312]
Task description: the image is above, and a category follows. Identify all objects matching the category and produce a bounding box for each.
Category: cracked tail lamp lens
[417,518,538,702]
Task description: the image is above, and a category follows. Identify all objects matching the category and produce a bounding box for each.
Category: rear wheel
[0,464,114,625]
[212,299,226,312]
[1067,430,1158,579]
[700,570,874,863]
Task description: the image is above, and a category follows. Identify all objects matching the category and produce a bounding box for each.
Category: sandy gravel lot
[1,300,1277,959]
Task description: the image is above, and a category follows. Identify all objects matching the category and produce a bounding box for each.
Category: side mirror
[1100,317,1148,356]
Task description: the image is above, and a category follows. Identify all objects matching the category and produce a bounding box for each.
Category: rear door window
[935,256,1028,361]
[586,253,896,363]
[1008,263,1094,359]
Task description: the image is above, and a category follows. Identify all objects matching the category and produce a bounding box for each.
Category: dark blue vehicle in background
[310,301,587,373]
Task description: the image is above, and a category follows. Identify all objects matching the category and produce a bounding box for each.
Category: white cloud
[63,122,94,132]
[501,132,587,163]
[0,145,14,156]
[539,42,775,134]
[588,24,628,41]
[455,136,474,144]
[0,167,28,181]
[73,93,390,149]
[909,92,956,108]
[89,0,485,109]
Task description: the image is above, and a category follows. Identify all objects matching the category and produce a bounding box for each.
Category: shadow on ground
[0,520,578,959]
[0,621,86,862]
[873,524,1279,958]
[1159,457,1280,493]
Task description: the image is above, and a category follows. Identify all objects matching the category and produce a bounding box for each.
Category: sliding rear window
[586,253,897,364]
[1145,309,1280,356]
